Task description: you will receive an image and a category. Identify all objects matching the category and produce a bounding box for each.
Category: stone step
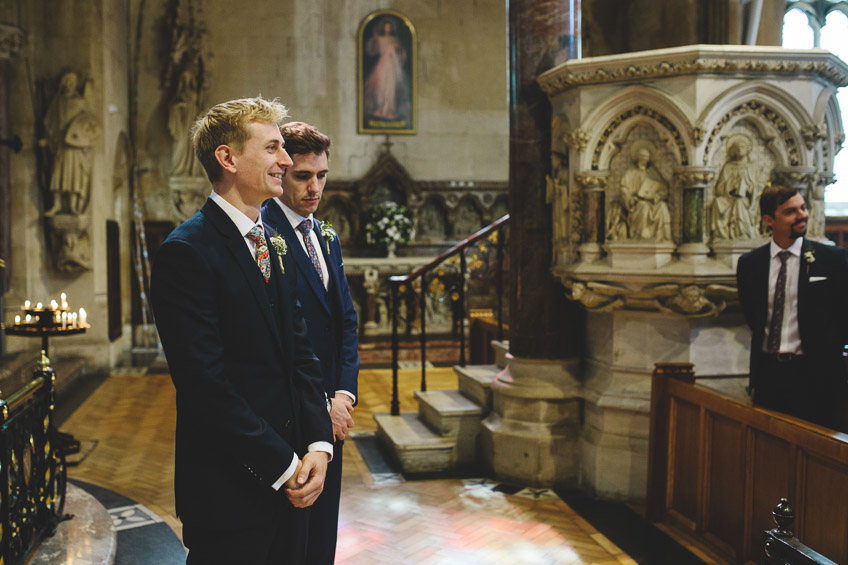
[374,412,455,474]
[454,364,501,409]
[415,389,484,467]
[491,340,509,369]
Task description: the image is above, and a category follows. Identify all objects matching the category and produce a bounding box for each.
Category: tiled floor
[61,367,638,564]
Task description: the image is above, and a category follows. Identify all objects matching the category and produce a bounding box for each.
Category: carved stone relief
[453,198,484,238]
[39,71,101,273]
[708,129,771,241]
[606,130,674,243]
[418,198,448,240]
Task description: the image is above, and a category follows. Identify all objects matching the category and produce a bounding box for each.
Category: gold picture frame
[357,10,416,135]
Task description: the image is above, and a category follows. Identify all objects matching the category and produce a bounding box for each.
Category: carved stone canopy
[357,151,420,209]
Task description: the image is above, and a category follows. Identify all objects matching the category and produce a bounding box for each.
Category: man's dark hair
[280,121,331,158]
[759,184,800,218]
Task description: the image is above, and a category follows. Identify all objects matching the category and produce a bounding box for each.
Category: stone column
[674,167,714,262]
[576,171,607,262]
[483,0,582,488]
[0,24,24,356]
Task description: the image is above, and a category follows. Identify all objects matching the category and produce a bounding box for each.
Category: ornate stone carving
[674,169,715,186]
[592,105,688,170]
[565,128,591,152]
[690,120,706,146]
[539,54,848,96]
[165,0,208,180]
[800,121,827,150]
[703,101,799,166]
[606,140,672,243]
[41,72,101,217]
[562,278,738,316]
[0,24,24,60]
[46,215,91,273]
[710,133,763,241]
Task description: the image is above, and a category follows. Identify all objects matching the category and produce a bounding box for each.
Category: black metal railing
[0,351,67,564]
[764,498,836,564]
[388,214,510,415]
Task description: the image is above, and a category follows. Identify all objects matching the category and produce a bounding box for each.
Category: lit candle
[14,315,20,324]
[79,308,87,326]
[50,300,58,310]
[72,313,78,328]
[25,314,31,323]
[24,300,31,308]
[61,292,68,309]
[36,302,42,310]
[61,312,67,329]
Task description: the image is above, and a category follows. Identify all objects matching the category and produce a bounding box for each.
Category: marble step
[455,364,501,409]
[374,412,454,474]
[415,389,484,466]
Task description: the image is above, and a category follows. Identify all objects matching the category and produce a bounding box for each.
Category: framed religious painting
[358,10,416,134]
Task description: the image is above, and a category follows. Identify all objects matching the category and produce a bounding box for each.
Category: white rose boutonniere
[803,248,815,274]
[270,232,288,274]
[320,220,335,255]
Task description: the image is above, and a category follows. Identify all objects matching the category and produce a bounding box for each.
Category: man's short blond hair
[191,96,289,183]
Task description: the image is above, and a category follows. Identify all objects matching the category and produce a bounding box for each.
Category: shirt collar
[770,236,803,258]
[272,198,314,231]
[210,191,262,237]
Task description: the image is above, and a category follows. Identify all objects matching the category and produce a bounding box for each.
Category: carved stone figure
[168,69,202,177]
[710,133,760,240]
[419,200,446,238]
[454,200,482,238]
[608,141,672,242]
[41,72,100,217]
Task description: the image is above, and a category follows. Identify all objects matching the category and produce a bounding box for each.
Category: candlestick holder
[2,303,89,356]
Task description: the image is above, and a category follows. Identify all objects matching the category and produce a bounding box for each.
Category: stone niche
[537,45,847,501]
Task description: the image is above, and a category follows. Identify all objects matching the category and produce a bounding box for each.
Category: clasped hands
[283,451,329,508]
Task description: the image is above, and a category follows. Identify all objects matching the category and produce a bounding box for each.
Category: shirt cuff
[308,441,333,462]
[271,453,300,491]
[335,390,356,404]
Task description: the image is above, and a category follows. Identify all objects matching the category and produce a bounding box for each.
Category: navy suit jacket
[150,198,332,530]
[737,237,848,397]
[262,201,360,403]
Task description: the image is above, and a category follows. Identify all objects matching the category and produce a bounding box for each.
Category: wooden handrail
[389,214,510,284]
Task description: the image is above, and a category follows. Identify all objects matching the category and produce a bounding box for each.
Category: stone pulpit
[536,45,847,501]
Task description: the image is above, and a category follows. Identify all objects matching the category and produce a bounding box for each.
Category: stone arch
[821,89,844,175]
[451,195,484,239]
[698,81,812,168]
[579,85,692,172]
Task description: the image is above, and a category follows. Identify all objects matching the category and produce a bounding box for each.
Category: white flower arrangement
[365,201,415,247]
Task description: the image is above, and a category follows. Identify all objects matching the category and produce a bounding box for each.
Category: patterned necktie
[298,219,324,283]
[767,250,791,353]
[246,225,271,283]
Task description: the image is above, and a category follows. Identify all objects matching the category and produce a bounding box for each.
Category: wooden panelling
[799,455,848,563]
[703,414,745,560]
[648,364,848,564]
[747,431,793,563]
[668,397,700,528]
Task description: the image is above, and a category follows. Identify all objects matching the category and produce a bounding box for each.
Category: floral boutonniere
[803,248,815,274]
[319,220,335,255]
[270,232,288,274]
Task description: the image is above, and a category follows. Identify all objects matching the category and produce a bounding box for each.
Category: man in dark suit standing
[262,122,359,565]
[737,184,848,429]
[150,98,333,564]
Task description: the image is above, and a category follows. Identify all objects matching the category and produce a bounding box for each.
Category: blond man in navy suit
[151,98,333,564]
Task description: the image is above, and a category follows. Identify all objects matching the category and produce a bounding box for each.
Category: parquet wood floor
[61,368,637,564]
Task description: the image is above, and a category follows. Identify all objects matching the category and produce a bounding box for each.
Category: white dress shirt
[208,193,333,491]
[763,237,804,354]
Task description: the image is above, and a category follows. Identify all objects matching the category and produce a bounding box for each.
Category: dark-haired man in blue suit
[262,121,359,565]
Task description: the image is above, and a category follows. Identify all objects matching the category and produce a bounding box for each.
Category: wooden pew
[647,363,848,564]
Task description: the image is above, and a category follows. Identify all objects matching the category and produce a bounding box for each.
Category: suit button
[282,419,292,429]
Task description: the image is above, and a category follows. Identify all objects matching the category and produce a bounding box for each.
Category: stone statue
[609,140,672,242]
[710,133,760,240]
[168,69,202,177]
[41,72,100,217]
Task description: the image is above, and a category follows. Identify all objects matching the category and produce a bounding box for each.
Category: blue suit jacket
[262,201,360,403]
[150,199,332,530]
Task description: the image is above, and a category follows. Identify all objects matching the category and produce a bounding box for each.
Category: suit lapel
[203,200,283,351]
[754,243,771,326]
[268,206,332,315]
